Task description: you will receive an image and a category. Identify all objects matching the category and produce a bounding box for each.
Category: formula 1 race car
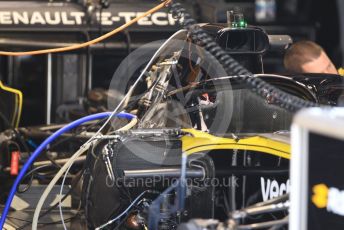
[74,19,344,229]
[1,3,344,230]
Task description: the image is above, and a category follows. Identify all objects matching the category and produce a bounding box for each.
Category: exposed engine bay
[1,1,344,230]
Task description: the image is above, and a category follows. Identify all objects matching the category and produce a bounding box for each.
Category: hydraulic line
[236,217,289,230]
[169,1,317,112]
[116,117,138,131]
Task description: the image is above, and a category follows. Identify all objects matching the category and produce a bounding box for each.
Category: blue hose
[0,112,136,228]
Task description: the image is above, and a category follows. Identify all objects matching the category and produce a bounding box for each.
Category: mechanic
[284,40,340,75]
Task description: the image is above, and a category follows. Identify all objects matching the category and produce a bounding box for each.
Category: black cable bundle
[169,1,317,112]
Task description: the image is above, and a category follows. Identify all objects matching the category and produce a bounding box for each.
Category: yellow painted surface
[181,129,290,159]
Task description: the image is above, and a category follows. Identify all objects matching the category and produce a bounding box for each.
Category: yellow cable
[0,81,23,127]
[0,0,171,56]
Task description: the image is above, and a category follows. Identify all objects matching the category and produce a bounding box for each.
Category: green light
[239,20,247,28]
[231,20,247,28]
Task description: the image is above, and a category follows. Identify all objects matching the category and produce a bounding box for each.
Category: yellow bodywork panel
[181,129,290,160]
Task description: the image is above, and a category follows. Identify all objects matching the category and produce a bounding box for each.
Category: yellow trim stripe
[181,129,290,159]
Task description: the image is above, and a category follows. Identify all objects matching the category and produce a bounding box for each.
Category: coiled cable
[169,1,317,112]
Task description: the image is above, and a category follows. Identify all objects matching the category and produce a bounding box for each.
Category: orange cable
[0,0,171,56]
